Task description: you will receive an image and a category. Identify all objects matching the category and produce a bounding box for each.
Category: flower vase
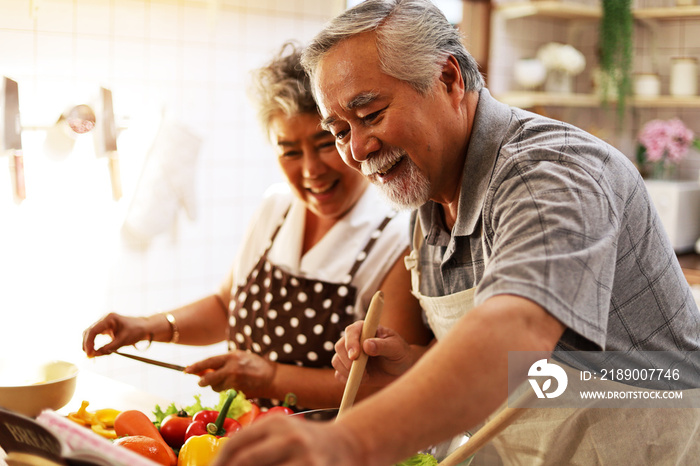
[650,161,678,181]
[544,71,573,93]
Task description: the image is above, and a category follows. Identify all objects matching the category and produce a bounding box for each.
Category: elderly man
[212,1,700,465]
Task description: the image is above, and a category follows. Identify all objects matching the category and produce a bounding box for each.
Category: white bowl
[0,359,78,417]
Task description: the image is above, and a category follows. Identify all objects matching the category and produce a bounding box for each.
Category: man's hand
[210,413,365,466]
[332,321,420,386]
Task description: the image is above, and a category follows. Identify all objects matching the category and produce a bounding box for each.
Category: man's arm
[338,294,565,465]
[211,294,566,466]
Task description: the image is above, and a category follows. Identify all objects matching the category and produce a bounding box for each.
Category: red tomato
[266,406,294,415]
[254,406,294,423]
[159,413,192,450]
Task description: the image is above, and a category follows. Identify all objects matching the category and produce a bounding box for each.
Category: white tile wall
[0,0,343,407]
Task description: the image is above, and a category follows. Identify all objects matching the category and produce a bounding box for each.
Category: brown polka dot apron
[228,210,394,407]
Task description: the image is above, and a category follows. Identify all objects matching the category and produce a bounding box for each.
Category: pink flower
[638,118,695,164]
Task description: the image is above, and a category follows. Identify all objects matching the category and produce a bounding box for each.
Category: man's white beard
[361,148,431,211]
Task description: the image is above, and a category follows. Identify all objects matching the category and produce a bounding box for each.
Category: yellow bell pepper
[95,408,121,427]
[66,401,121,439]
[90,423,118,439]
[68,400,98,426]
[177,434,228,466]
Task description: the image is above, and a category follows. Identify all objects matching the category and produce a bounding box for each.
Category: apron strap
[260,205,291,260]
[404,217,423,294]
[344,212,397,284]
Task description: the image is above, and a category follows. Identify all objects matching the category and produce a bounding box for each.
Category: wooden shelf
[496,91,599,107]
[495,2,700,21]
[496,91,700,109]
[630,95,700,108]
[634,5,700,20]
[494,1,600,20]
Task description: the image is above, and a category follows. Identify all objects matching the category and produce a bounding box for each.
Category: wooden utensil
[438,389,535,466]
[336,290,384,420]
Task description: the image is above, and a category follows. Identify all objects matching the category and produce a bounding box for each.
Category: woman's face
[269,112,368,220]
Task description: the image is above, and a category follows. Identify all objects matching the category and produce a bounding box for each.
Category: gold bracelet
[164,313,180,343]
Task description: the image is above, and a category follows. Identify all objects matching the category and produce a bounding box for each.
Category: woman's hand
[82,312,151,357]
[332,322,417,387]
[185,351,277,395]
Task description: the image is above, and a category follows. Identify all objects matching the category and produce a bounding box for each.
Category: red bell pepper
[183,391,241,443]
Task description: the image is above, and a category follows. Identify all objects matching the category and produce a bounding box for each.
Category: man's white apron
[404,220,700,465]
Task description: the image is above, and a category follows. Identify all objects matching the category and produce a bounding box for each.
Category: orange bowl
[0,359,78,417]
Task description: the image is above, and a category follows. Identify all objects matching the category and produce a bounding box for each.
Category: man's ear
[439,55,465,99]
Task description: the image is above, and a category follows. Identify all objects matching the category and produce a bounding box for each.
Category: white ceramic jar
[670,57,698,96]
[634,73,661,97]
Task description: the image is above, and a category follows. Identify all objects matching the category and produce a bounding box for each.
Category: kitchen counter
[0,370,171,466]
[58,369,170,417]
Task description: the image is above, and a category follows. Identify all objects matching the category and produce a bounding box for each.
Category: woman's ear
[439,55,465,103]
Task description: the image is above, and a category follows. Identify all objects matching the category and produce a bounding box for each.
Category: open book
[0,407,159,466]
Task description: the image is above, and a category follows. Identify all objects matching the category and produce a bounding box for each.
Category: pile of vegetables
[67,390,296,466]
[68,392,438,466]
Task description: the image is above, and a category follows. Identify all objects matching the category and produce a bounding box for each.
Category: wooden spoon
[438,389,535,466]
[336,290,384,420]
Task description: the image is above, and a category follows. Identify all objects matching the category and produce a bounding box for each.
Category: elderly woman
[82,42,432,409]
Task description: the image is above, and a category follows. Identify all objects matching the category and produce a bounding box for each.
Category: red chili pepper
[183,392,241,443]
[236,403,260,427]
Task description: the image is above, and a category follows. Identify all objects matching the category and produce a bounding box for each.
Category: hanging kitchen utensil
[64,104,96,134]
[96,87,121,201]
[2,77,25,202]
[44,104,97,161]
[336,290,384,420]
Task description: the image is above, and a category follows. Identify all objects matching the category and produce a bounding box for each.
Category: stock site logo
[528,359,568,399]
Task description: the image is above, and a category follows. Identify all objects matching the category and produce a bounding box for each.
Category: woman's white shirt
[222,184,410,319]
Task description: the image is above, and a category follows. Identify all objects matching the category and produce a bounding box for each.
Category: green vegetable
[152,403,178,429]
[152,390,253,429]
[152,394,212,429]
[214,389,252,420]
[395,453,438,466]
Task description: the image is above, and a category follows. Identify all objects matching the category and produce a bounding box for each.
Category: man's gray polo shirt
[412,89,700,352]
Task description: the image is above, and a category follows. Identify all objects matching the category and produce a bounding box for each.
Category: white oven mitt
[122,118,202,243]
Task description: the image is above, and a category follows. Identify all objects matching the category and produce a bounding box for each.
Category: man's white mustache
[360,148,405,177]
